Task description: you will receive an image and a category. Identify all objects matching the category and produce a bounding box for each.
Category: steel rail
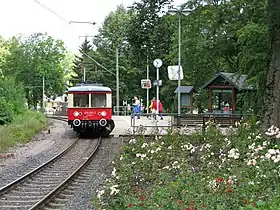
[0,137,79,196]
[29,136,102,209]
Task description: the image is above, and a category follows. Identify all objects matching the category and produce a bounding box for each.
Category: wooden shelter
[201,72,254,114]
[174,86,195,113]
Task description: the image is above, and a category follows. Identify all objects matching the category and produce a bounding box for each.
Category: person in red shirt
[151,97,163,120]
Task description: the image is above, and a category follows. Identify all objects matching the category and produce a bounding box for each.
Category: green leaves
[1,33,67,108]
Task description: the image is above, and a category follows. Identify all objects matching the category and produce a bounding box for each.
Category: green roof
[202,72,254,90]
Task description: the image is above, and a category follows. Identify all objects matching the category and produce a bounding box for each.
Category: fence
[130,112,258,135]
[113,106,131,116]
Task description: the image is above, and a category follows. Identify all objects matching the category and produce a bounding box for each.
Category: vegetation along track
[0,136,102,209]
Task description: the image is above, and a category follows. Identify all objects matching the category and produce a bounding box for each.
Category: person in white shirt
[133,96,141,119]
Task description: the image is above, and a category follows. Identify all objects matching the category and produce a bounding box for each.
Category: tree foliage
[69,0,278,123]
[2,33,67,108]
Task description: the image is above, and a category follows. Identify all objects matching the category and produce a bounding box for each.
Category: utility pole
[146,50,149,115]
[178,12,181,115]
[42,76,45,110]
[116,47,120,116]
[83,67,86,82]
[167,6,191,116]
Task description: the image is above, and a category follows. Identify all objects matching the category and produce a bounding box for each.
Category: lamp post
[69,21,96,25]
[167,6,191,116]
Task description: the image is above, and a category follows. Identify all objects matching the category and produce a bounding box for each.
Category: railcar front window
[91,94,106,107]
[73,94,89,107]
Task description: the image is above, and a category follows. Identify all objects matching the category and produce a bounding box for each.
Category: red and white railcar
[67,84,115,137]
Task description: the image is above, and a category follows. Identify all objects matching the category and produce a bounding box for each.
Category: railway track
[46,115,68,123]
[0,136,102,209]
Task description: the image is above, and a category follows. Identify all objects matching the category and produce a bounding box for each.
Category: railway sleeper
[25,181,61,185]
[15,186,52,192]
[0,199,39,206]
[52,197,70,203]
[46,202,65,208]
[0,205,30,209]
[22,183,57,188]
[58,193,73,199]
[5,191,47,196]
[62,189,76,194]
[1,195,44,200]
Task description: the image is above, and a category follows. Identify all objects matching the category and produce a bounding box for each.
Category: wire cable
[33,0,69,24]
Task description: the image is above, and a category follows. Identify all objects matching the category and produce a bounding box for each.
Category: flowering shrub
[94,120,280,209]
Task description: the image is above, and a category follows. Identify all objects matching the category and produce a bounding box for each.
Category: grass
[0,110,47,153]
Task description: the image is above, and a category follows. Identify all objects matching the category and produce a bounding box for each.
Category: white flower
[97,189,105,199]
[141,143,148,148]
[129,138,136,144]
[120,156,123,161]
[155,147,161,152]
[247,159,257,166]
[110,185,119,195]
[228,148,240,159]
[150,150,155,154]
[274,156,280,163]
[190,148,195,153]
[111,167,117,177]
[168,146,172,150]
[265,153,271,159]
[268,149,277,155]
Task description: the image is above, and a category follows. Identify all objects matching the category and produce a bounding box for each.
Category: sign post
[153,59,163,118]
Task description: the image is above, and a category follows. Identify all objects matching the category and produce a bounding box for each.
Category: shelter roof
[201,72,254,90]
[174,86,195,94]
[68,85,111,92]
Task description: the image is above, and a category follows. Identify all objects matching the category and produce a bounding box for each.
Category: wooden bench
[172,114,243,127]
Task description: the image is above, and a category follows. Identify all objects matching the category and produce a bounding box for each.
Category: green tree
[71,38,92,85]
[0,77,26,124]
[3,33,67,108]
[263,0,280,128]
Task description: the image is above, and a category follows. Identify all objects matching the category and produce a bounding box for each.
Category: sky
[0,0,186,53]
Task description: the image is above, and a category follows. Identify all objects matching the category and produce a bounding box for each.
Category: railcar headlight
[73,111,79,117]
[100,111,107,116]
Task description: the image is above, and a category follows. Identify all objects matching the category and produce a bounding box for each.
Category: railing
[113,106,131,116]
[129,112,258,134]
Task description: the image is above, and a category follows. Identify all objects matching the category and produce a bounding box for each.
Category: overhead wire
[33,0,69,24]
[31,0,116,78]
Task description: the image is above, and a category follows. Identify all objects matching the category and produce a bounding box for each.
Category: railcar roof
[68,85,111,92]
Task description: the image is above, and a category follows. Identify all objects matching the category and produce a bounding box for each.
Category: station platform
[111,115,173,136]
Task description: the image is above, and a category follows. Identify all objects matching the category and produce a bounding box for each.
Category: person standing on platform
[150,97,163,120]
[133,96,141,119]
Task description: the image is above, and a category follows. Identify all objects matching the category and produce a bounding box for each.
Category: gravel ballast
[0,118,128,210]
[0,119,77,188]
[62,136,126,210]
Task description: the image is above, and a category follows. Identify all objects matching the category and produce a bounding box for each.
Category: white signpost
[153,59,163,117]
[167,65,184,80]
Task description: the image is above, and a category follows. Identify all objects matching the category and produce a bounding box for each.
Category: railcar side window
[73,94,89,107]
[91,94,106,107]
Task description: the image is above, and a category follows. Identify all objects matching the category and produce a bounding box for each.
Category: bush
[0,110,46,153]
[94,121,280,209]
[0,77,27,125]
[0,98,13,125]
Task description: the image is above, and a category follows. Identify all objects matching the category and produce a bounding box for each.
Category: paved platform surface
[111,116,173,136]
